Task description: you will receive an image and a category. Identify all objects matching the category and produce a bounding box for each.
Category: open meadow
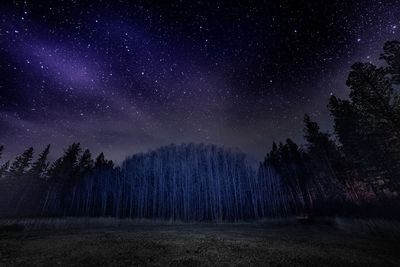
[1,218,399,266]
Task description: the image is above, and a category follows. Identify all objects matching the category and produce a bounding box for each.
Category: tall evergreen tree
[43,143,82,215]
[0,161,9,178]
[51,143,80,172]
[329,41,400,194]
[380,40,400,84]
[347,62,400,132]
[94,152,113,169]
[8,147,34,178]
[48,143,82,184]
[0,146,5,178]
[303,114,342,168]
[78,149,94,175]
[328,96,361,164]
[29,145,51,179]
[303,114,346,200]
[265,139,311,213]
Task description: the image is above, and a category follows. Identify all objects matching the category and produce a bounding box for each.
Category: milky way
[1,1,400,162]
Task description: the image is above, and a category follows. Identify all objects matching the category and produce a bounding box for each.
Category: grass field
[0,218,399,266]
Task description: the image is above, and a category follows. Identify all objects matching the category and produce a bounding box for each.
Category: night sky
[1,0,400,163]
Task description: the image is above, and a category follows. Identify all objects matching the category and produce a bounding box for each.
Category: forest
[1,40,400,220]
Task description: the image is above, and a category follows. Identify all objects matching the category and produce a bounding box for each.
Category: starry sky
[1,0,400,163]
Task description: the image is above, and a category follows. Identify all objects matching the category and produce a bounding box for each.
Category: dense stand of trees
[0,143,286,220]
[0,143,114,217]
[265,40,400,217]
[61,144,286,220]
[1,40,400,220]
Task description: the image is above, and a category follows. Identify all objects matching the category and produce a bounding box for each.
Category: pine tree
[78,149,94,175]
[265,139,310,213]
[94,152,113,169]
[49,143,81,183]
[303,114,346,200]
[303,114,342,165]
[0,161,9,178]
[44,143,82,215]
[9,147,34,178]
[29,145,50,179]
[328,96,361,164]
[380,40,400,84]
[0,146,5,178]
[347,62,400,132]
[350,63,400,182]
[329,41,400,194]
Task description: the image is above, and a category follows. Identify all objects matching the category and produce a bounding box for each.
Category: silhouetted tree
[43,143,81,215]
[49,143,81,183]
[8,147,34,178]
[328,96,361,164]
[78,149,94,175]
[303,114,346,201]
[380,40,400,84]
[326,40,400,196]
[94,152,113,169]
[265,139,311,213]
[303,114,339,158]
[0,161,9,179]
[14,145,51,216]
[29,145,51,179]
[0,146,6,178]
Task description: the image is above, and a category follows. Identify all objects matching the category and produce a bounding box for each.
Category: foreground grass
[0,218,399,266]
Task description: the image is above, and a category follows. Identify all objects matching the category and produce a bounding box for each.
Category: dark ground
[0,219,399,266]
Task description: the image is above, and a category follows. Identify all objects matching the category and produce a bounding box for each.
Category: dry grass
[0,217,399,266]
[334,217,400,236]
[0,217,298,231]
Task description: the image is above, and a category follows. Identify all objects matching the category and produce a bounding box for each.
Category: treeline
[56,144,286,220]
[0,143,287,220]
[265,40,400,217]
[0,144,113,217]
